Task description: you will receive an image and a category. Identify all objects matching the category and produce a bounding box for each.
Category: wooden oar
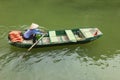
[27,33,46,51]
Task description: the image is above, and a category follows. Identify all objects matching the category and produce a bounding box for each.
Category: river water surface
[0,0,120,80]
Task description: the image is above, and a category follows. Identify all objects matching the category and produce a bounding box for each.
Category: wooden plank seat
[79,28,94,38]
[49,31,58,43]
[65,30,77,42]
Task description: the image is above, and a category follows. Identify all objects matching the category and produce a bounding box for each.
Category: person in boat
[23,23,45,43]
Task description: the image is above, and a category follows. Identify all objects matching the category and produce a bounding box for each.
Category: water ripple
[0,33,120,72]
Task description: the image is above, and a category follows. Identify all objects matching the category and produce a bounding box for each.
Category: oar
[27,33,46,51]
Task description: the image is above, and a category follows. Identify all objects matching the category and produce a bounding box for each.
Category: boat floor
[22,35,84,45]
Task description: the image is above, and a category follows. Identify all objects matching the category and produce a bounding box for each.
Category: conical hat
[30,23,39,29]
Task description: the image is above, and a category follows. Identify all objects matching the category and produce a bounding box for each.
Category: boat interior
[22,28,85,44]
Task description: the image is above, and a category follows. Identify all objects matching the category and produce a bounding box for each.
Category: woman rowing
[23,23,45,43]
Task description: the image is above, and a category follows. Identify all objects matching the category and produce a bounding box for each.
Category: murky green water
[0,0,120,80]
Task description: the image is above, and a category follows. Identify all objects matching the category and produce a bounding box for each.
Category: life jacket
[9,31,23,42]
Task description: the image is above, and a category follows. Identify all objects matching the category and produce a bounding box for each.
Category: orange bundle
[9,31,23,42]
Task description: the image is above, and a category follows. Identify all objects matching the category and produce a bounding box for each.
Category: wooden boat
[8,28,103,48]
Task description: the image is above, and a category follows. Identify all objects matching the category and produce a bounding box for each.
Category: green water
[0,0,120,80]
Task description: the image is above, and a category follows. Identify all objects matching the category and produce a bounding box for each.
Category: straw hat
[29,23,39,29]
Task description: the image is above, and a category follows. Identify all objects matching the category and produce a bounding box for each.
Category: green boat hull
[8,28,103,48]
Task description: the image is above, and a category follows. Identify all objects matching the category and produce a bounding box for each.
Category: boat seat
[65,30,77,42]
[79,29,94,38]
[49,31,58,43]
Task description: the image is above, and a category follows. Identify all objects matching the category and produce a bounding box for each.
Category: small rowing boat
[8,28,103,48]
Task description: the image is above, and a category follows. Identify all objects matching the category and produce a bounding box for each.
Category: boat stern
[79,28,103,41]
